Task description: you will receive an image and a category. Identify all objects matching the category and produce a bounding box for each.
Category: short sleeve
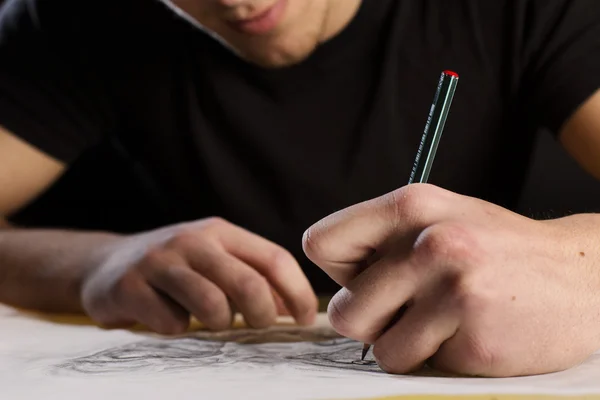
[519,0,600,136]
[0,0,118,163]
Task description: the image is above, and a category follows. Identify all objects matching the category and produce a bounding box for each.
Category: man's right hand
[81,217,318,334]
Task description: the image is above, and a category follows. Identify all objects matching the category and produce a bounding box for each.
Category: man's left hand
[303,183,600,377]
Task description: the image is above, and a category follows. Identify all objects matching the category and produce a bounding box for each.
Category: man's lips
[226,0,287,35]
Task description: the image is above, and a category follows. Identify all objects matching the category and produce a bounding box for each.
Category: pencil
[361,70,460,361]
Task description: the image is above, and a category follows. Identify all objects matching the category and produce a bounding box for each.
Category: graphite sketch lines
[53,334,382,376]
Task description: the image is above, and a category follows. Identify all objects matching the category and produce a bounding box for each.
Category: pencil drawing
[4,305,600,399]
[290,340,381,373]
[51,325,383,376]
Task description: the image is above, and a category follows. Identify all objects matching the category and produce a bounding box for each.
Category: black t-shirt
[1,0,599,293]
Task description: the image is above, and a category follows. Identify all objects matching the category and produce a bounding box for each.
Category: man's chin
[244,54,306,69]
[223,33,319,69]
[236,47,316,69]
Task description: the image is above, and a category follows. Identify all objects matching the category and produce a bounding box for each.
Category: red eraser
[443,70,459,78]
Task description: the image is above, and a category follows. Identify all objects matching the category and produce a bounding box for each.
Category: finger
[271,287,291,316]
[184,244,279,329]
[95,315,137,331]
[121,276,190,335]
[372,296,459,375]
[208,220,318,325]
[141,252,233,331]
[302,184,455,285]
[327,252,419,343]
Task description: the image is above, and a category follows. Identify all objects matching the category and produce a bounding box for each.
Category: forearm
[548,213,600,248]
[545,212,600,296]
[0,223,121,313]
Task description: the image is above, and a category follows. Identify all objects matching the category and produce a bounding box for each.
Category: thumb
[302,184,458,286]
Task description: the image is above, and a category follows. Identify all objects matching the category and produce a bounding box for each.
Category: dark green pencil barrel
[408,71,459,185]
[361,70,459,362]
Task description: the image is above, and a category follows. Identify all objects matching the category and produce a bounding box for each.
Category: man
[0,0,599,378]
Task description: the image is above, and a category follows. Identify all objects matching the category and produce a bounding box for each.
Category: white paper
[1,304,599,400]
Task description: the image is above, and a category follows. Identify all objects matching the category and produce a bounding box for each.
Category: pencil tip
[361,344,370,361]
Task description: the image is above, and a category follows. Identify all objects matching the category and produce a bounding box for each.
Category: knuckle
[389,184,435,223]
[264,247,295,278]
[441,259,494,313]
[168,231,204,251]
[141,247,171,269]
[459,334,498,375]
[413,222,479,265]
[391,185,423,214]
[236,274,270,302]
[139,249,185,284]
[447,273,489,312]
[170,218,229,249]
[159,266,188,291]
[200,217,229,233]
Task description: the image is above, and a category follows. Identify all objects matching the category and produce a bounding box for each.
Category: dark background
[1,0,599,230]
[9,129,600,232]
[519,131,600,217]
